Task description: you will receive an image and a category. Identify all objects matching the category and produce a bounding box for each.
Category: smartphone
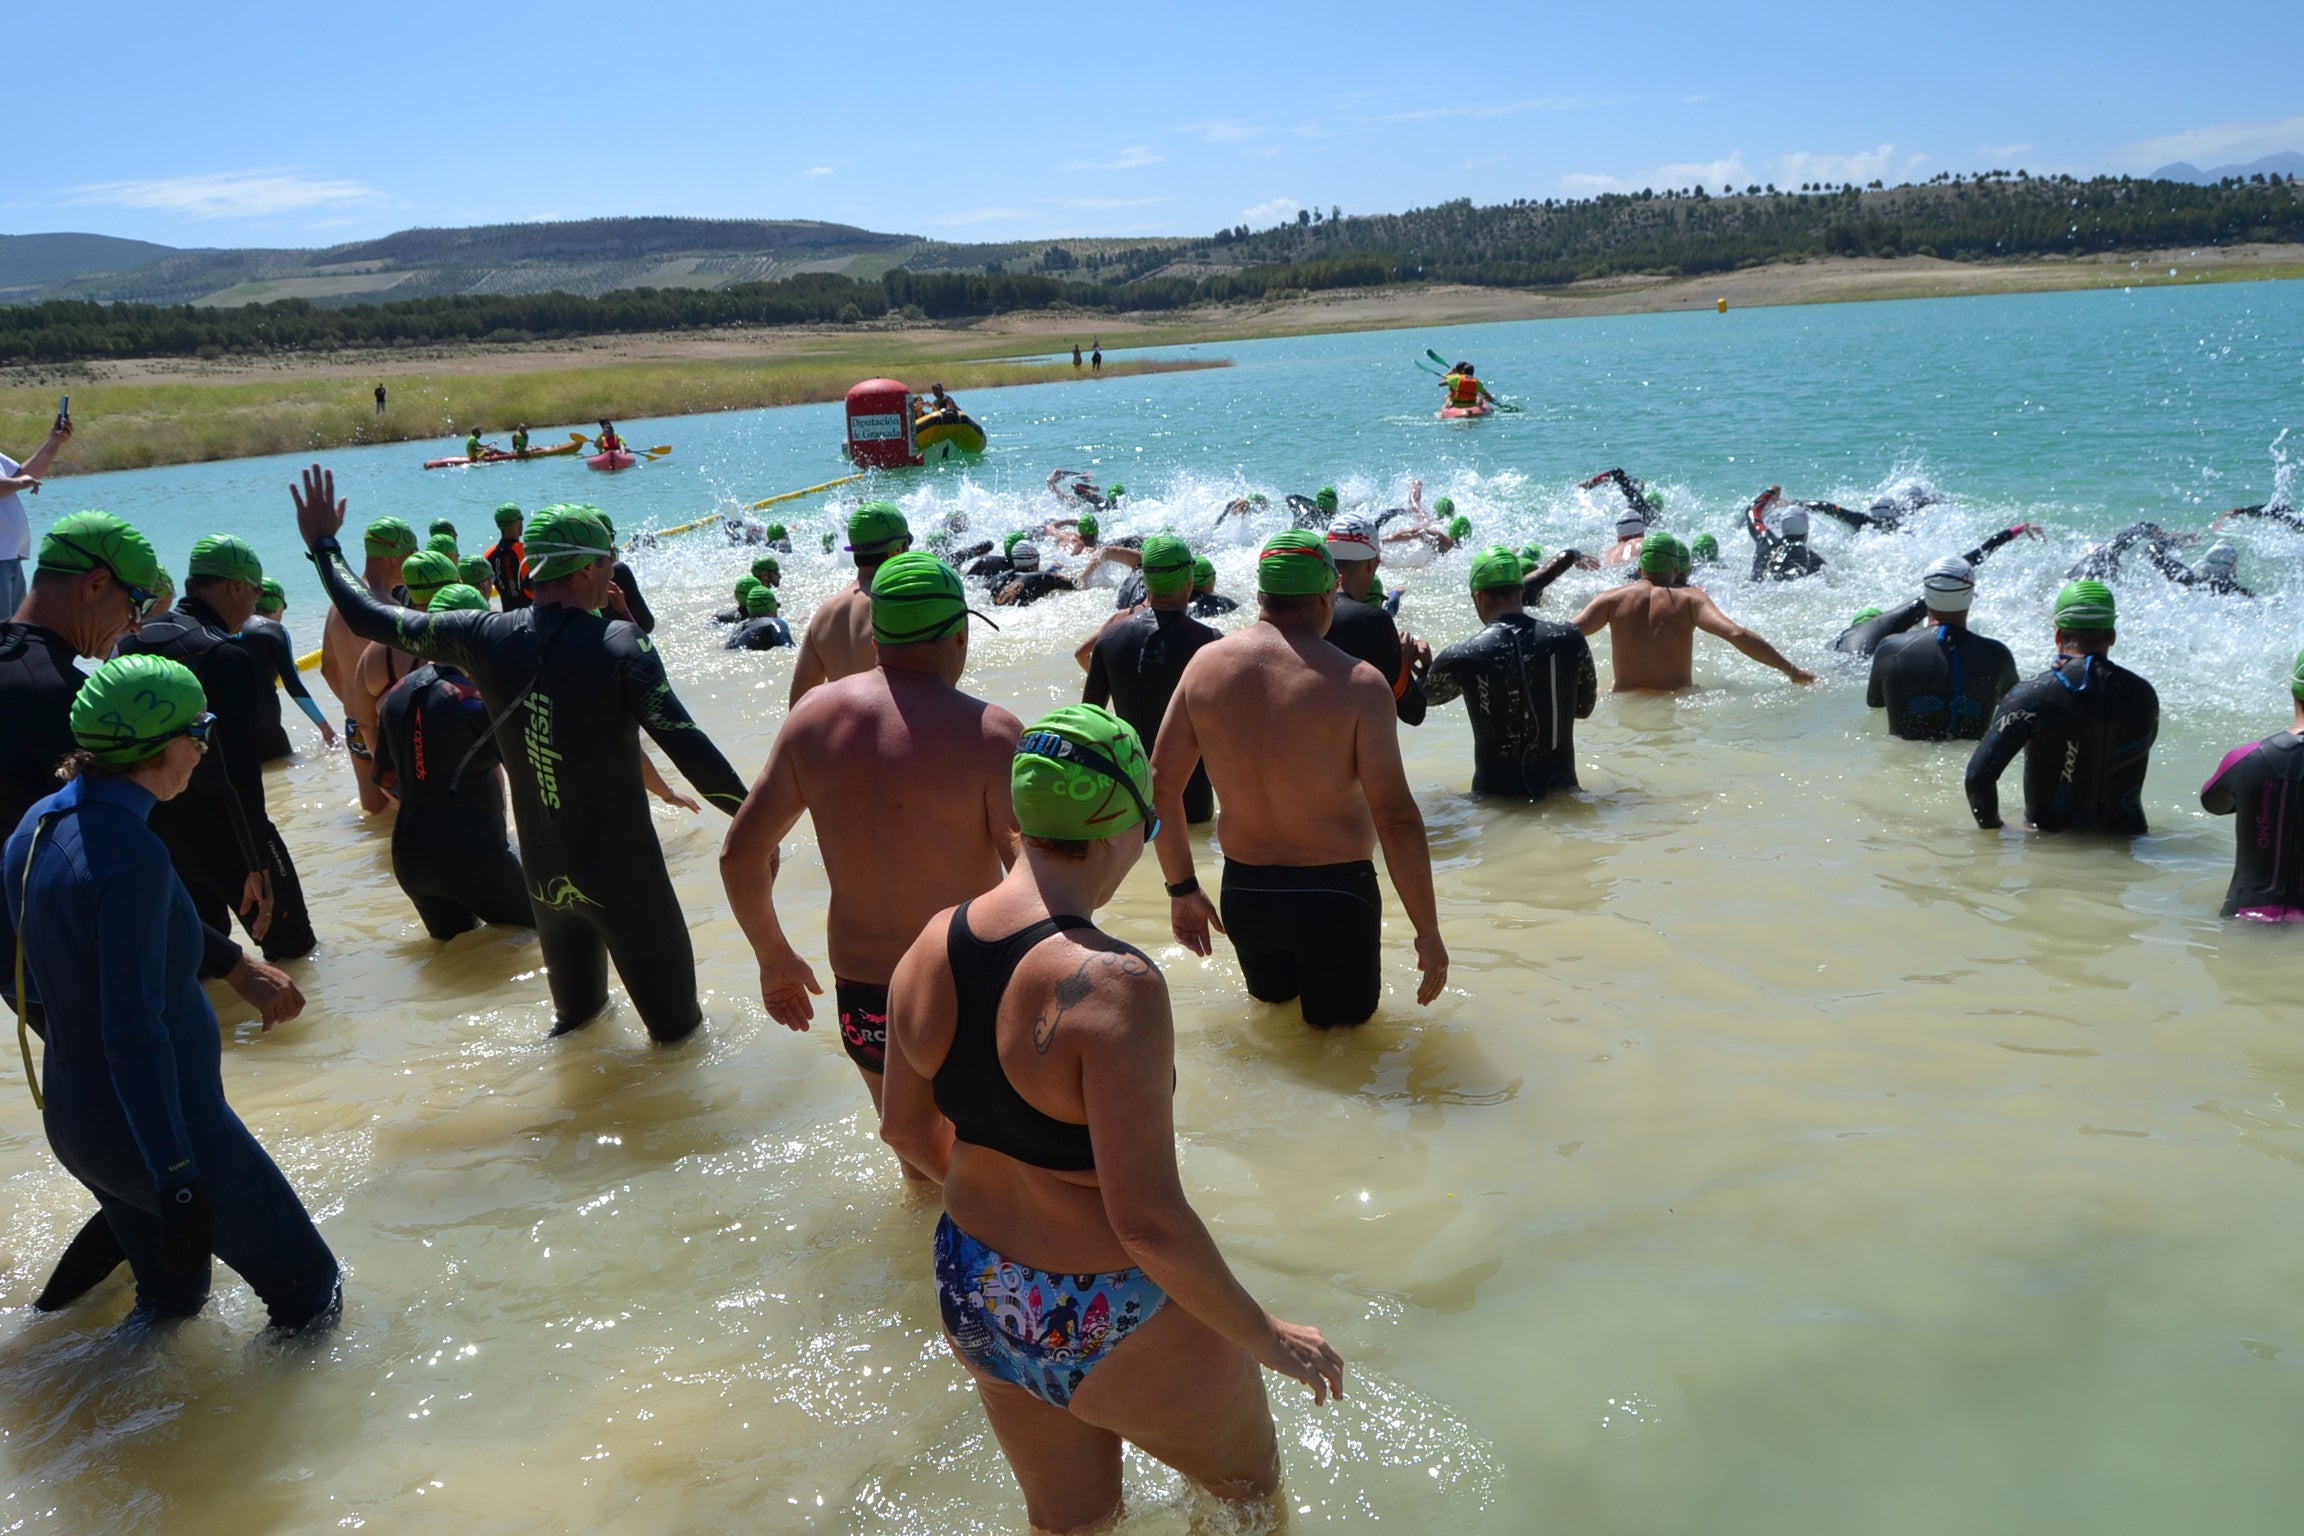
[57,395,69,427]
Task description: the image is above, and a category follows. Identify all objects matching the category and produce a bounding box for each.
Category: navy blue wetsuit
[1425,612,1597,799]
[2200,730,2304,919]
[2,775,338,1326]
[377,663,534,940]
[312,539,747,1041]
[1867,623,2020,741]
[1964,654,2159,833]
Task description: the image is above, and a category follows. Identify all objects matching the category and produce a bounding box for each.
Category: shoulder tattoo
[1033,947,1154,1054]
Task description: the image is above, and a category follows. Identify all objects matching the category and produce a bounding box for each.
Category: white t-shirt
[0,453,27,562]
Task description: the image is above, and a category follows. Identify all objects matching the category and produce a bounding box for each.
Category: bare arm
[1690,592,1815,682]
[1351,674,1447,1004]
[879,919,959,1182]
[718,727,821,1030]
[18,422,70,480]
[982,709,1024,871]
[1151,662,1222,955]
[1569,590,1615,638]
[786,619,829,706]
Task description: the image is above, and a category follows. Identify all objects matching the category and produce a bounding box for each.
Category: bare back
[789,582,877,702]
[1577,581,1705,691]
[1168,622,1387,866]
[779,667,1021,982]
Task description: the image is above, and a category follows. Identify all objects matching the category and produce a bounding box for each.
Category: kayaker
[511,424,531,457]
[596,421,624,456]
[1442,362,1495,412]
[464,429,485,464]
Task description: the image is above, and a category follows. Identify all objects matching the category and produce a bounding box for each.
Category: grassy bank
[0,354,1225,476]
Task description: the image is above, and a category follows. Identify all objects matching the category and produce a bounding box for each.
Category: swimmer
[1743,487,1826,581]
[1285,487,1339,530]
[2148,538,2254,597]
[1572,532,1816,692]
[3,654,340,1330]
[427,518,460,557]
[456,555,495,602]
[324,516,415,811]
[1689,532,1721,569]
[790,502,912,704]
[1189,555,1239,617]
[592,515,656,633]
[715,576,761,624]
[1601,502,1652,568]
[1084,536,1220,823]
[296,473,749,1042]
[1520,545,1600,608]
[1829,522,2041,657]
[1382,496,1473,557]
[351,549,459,811]
[374,584,534,940]
[720,553,1018,1154]
[1582,469,1665,564]
[118,535,314,961]
[878,704,1344,1535]
[1151,531,1449,1026]
[2200,647,2304,920]
[1427,547,1598,799]
[1964,580,2160,835]
[485,503,529,613]
[2213,499,2303,535]
[242,577,337,760]
[991,542,1078,608]
[724,583,793,650]
[1046,468,1111,512]
[1795,484,1947,534]
[1324,514,1429,725]
[965,532,1027,582]
[1207,493,1269,532]
[2065,520,2197,581]
[1864,556,2022,740]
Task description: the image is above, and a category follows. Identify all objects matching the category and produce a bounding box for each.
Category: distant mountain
[0,232,185,299]
[2,217,923,308]
[2150,151,2304,184]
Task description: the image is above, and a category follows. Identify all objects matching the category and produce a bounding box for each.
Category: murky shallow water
[5,283,2304,1531]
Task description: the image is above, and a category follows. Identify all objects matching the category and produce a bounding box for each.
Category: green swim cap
[37,511,160,593]
[151,568,174,603]
[822,530,837,553]
[1140,533,1194,596]
[1003,530,1028,556]
[1076,514,1100,543]
[735,575,761,603]
[1644,488,1665,513]
[1435,496,1457,518]
[187,534,263,586]
[1258,529,1338,596]
[764,521,789,541]
[871,551,979,645]
[1193,555,1216,590]
[1850,606,1885,626]
[429,518,457,538]
[847,501,911,557]
[1518,543,1544,566]
[458,555,492,588]
[257,577,286,613]
[428,583,489,613]
[1106,483,1125,500]
[1470,545,1526,592]
[1447,514,1473,541]
[1316,487,1339,513]
[2054,579,2117,631]
[1012,704,1153,842]
[744,583,781,617]
[750,555,781,584]
[424,532,459,560]
[1639,532,1688,577]
[493,502,523,530]
[524,504,613,582]
[364,517,418,558]
[402,549,458,598]
[2292,647,2304,703]
[1692,533,1720,561]
[71,654,206,766]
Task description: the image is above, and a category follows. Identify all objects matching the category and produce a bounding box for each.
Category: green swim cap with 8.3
[427,583,489,613]
[1012,703,1153,842]
[258,577,287,612]
[1470,545,1525,592]
[187,533,263,586]
[2054,579,2117,631]
[402,549,459,597]
[1140,533,1193,595]
[38,511,160,593]
[1639,532,1688,577]
[365,517,418,558]
[1258,529,1338,596]
[523,505,613,582]
[71,654,206,766]
[871,552,978,645]
[847,501,911,557]
[744,584,782,617]
[493,502,523,530]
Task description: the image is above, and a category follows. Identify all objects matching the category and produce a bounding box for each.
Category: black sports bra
[932,902,1098,1172]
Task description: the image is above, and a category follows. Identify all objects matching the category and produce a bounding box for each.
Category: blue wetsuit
[2,774,338,1326]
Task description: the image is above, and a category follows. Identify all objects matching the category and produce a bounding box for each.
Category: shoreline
[6,244,2298,476]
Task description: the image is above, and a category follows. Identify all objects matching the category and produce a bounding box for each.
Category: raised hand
[291,463,347,546]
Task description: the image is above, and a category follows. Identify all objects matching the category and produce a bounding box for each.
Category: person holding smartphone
[0,403,72,616]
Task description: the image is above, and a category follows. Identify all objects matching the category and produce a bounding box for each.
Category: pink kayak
[1437,404,1493,419]
[587,450,638,472]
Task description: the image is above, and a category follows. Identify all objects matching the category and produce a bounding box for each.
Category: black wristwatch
[309,536,341,558]
[1165,876,1200,899]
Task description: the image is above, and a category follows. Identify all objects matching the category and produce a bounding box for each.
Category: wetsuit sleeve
[1423,647,1466,708]
[1807,501,1876,530]
[1963,688,2041,829]
[614,630,749,815]
[310,543,485,670]
[197,920,243,981]
[1082,637,1113,707]
[1523,551,1579,604]
[1963,525,2029,566]
[92,857,200,1188]
[2227,504,2304,532]
[1396,674,1427,728]
[1849,600,1928,668]
[2145,542,2198,587]
[2201,744,2255,814]
[614,563,656,634]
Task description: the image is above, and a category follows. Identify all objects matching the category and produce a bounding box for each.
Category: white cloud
[64,169,382,220]
[1774,144,1900,185]
[932,208,1036,226]
[2125,114,2304,170]
[1240,197,1304,225]
[1561,154,1749,195]
[1376,97,1587,123]
[803,166,833,177]
[1065,146,1163,172]
[1979,142,2032,160]
[1060,196,1167,210]
[1179,120,1263,144]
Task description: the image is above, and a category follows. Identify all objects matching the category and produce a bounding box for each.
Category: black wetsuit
[2066,522,2179,582]
[2221,503,2303,533]
[1325,593,1427,726]
[1083,606,1220,822]
[1867,623,2020,741]
[1963,654,2159,833]
[964,553,1014,582]
[609,561,655,632]
[1189,591,1239,619]
[1113,569,1147,610]
[116,598,316,961]
[1520,551,1586,609]
[1806,500,1903,533]
[238,614,323,761]
[992,571,1073,607]
[1828,525,2037,657]
[1285,494,1328,530]
[1747,520,1826,582]
[377,662,533,941]
[725,616,793,650]
[2146,544,2255,598]
[487,537,531,612]
[312,539,749,1041]
[1426,612,1597,799]
[2201,731,2304,918]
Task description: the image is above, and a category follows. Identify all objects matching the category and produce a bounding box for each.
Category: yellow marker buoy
[1717,297,1729,313]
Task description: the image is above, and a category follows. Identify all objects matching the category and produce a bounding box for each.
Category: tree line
[1,173,2295,363]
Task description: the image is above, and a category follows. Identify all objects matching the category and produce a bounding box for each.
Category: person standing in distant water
[1,407,71,617]
[1572,533,1814,692]
[486,503,530,613]
[1072,343,1083,369]
[1091,340,1102,373]
[2200,648,2304,921]
[242,578,338,760]
[1151,531,1449,1028]
[1427,547,1597,800]
[374,383,386,416]
[790,502,912,704]
[1964,581,2159,836]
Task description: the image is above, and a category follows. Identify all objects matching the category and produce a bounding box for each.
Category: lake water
[4,280,2303,1533]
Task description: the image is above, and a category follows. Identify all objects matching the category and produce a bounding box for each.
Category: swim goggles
[45,534,161,619]
[170,712,218,753]
[1016,731,1160,843]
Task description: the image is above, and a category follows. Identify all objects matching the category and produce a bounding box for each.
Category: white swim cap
[1615,510,1649,540]
[2204,541,2239,576]
[1011,541,1042,571]
[1324,514,1379,563]
[1922,554,1975,612]
[1777,508,1811,539]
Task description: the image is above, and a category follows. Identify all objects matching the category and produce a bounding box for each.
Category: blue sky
[11,1,2302,250]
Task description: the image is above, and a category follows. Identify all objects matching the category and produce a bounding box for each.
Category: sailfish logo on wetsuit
[524,693,563,809]
[531,874,599,910]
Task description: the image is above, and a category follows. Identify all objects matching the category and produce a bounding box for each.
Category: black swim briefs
[1217,859,1382,1027]
[836,976,890,1073]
